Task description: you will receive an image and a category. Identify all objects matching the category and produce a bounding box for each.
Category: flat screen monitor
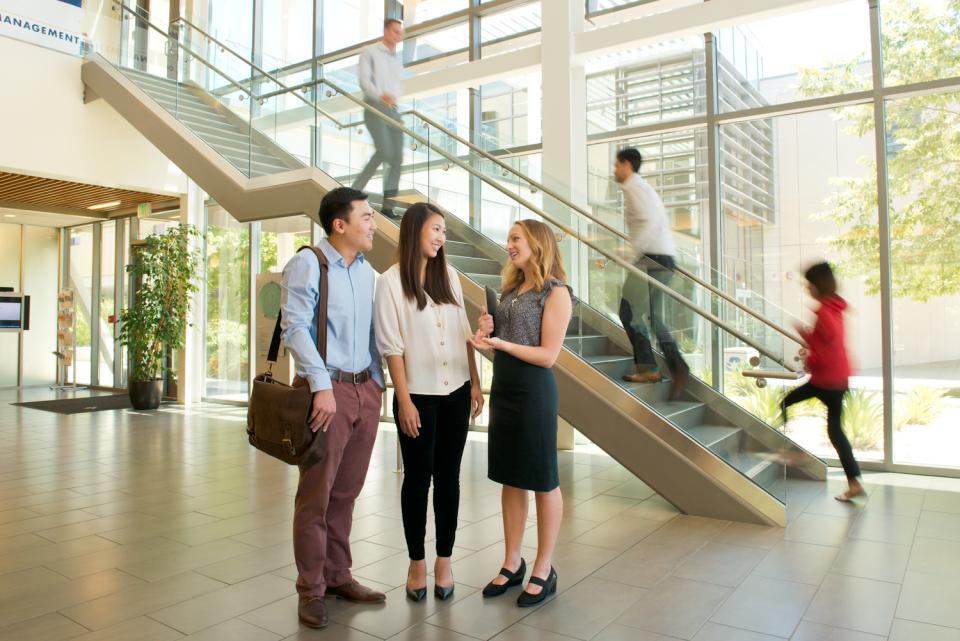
[0,296,23,329]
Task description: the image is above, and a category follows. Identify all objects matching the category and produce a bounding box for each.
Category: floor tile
[917,511,960,542]
[803,573,899,636]
[711,575,817,638]
[592,624,682,641]
[424,587,538,640]
[615,576,731,640]
[848,513,918,546]
[711,522,785,550]
[572,516,662,551]
[896,571,960,628]
[888,619,960,641]
[908,537,960,578]
[490,623,583,640]
[61,571,226,630]
[831,539,910,583]
[278,621,381,640]
[924,490,960,515]
[752,541,839,586]
[785,514,856,547]
[791,621,885,641]
[386,621,483,641]
[522,577,647,640]
[180,619,280,641]
[672,542,767,587]
[58,616,182,641]
[0,613,89,641]
[149,574,293,634]
[593,538,700,588]
[691,622,785,641]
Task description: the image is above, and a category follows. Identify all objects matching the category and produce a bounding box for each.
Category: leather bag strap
[267,245,330,363]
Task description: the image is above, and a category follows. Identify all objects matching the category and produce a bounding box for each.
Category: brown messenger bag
[247,245,328,467]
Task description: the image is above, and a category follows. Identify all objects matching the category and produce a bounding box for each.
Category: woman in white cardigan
[374,202,483,602]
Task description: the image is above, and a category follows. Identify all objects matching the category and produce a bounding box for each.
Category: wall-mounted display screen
[0,297,23,329]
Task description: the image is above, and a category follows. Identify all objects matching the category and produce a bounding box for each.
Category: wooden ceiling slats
[0,171,176,214]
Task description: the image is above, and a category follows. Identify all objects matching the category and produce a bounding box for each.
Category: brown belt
[328,368,372,385]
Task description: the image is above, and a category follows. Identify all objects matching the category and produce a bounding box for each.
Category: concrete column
[540,0,587,206]
[541,0,586,451]
[177,180,206,405]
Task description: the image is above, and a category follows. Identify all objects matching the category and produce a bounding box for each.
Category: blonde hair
[501,219,568,295]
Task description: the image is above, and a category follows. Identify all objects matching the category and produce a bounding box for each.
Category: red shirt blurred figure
[785,262,865,503]
[798,294,851,390]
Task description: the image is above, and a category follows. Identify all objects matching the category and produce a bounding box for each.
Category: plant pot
[129,379,163,410]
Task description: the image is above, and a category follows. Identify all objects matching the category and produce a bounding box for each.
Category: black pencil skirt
[487,351,560,492]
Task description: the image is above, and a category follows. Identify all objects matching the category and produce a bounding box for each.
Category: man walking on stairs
[353,18,405,219]
[614,147,689,400]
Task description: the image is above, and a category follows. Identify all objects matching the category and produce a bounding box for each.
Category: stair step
[648,400,705,429]
[444,239,481,258]
[684,425,742,456]
[447,255,502,275]
[563,334,611,357]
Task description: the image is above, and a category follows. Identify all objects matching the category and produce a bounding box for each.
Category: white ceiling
[0,207,104,229]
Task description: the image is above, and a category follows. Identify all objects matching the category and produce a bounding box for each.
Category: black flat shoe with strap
[516,567,557,607]
[482,558,526,597]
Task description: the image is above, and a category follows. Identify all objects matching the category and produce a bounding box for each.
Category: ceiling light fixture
[3,214,15,218]
[87,200,122,210]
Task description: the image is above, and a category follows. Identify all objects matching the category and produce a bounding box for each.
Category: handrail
[169,16,344,125]
[121,11,799,373]
[118,4,257,103]
[166,11,801,350]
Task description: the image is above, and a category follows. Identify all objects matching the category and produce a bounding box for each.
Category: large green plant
[119,224,202,382]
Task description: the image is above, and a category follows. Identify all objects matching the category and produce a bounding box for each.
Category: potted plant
[119,224,202,410]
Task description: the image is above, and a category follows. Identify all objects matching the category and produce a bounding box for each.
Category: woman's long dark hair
[398,202,458,310]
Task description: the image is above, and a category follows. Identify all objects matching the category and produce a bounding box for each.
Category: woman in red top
[785,262,865,502]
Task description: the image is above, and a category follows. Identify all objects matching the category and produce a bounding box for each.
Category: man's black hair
[616,148,643,173]
[319,187,368,236]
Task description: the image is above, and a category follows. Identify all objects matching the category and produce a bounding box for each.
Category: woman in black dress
[471,219,573,607]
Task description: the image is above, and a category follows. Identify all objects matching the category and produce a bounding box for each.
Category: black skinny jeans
[784,383,861,480]
[393,382,471,560]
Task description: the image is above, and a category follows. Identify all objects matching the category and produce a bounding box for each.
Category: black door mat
[12,394,166,414]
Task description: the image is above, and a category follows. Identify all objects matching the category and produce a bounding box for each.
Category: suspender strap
[267,245,330,364]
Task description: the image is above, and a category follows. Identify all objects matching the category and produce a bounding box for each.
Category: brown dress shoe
[326,579,386,603]
[623,370,663,384]
[298,597,328,629]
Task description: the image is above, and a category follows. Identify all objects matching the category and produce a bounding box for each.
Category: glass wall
[98,221,117,387]
[580,0,960,473]
[888,88,960,467]
[204,205,250,400]
[67,225,94,386]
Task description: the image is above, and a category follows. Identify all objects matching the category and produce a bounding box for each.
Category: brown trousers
[293,377,382,598]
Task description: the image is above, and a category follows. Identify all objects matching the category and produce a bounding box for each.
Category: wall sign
[0,0,84,56]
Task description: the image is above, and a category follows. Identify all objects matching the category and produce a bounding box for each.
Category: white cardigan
[374,263,473,395]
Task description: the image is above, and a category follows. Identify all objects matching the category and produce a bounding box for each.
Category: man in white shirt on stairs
[614,147,689,400]
[353,18,405,219]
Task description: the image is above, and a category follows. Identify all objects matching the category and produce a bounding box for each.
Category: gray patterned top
[494,279,573,347]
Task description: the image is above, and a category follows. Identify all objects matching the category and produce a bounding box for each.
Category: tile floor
[3,388,960,641]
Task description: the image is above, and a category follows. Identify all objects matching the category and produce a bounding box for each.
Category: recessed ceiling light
[3,214,15,218]
[87,200,122,210]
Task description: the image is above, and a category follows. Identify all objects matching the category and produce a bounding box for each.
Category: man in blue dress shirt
[281,187,386,629]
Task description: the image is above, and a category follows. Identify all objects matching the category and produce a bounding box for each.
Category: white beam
[575,0,841,61]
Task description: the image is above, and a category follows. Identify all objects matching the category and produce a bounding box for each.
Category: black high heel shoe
[406,585,427,602]
[482,558,526,597]
[517,567,557,607]
[434,564,455,600]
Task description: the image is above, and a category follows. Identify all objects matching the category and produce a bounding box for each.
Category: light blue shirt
[280,238,384,392]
